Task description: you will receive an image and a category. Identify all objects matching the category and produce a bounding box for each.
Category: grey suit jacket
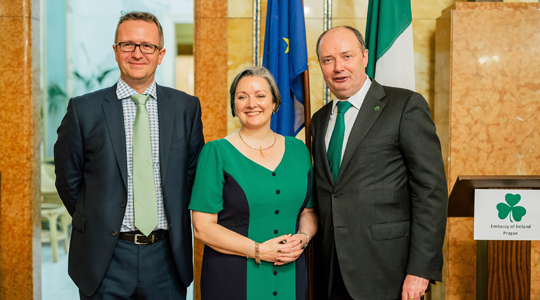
[311,80,447,299]
[55,84,204,296]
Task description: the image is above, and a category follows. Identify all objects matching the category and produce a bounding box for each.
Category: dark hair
[229,66,281,117]
[115,11,164,48]
[316,26,366,61]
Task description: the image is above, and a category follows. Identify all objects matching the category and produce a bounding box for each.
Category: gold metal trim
[253,0,262,66]
[323,0,333,104]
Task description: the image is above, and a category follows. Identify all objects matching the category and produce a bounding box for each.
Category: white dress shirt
[325,77,372,161]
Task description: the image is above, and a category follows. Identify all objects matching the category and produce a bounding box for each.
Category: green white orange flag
[365,0,415,91]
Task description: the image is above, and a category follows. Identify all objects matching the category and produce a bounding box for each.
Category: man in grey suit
[55,12,204,299]
[311,26,448,300]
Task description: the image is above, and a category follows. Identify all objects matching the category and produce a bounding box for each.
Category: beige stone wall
[436,3,540,300]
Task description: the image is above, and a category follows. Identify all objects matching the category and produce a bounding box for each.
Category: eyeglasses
[116,42,160,54]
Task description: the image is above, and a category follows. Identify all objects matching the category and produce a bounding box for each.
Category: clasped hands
[258,233,306,265]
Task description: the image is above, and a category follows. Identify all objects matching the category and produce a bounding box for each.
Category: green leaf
[505,193,521,207]
[512,206,526,222]
[47,83,69,114]
[496,203,511,220]
[96,68,115,84]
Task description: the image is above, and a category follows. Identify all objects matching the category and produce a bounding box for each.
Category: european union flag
[263,0,308,136]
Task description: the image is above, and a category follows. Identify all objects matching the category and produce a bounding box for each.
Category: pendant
[259,146,265,158]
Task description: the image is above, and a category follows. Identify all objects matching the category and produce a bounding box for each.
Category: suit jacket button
[331,227,334,231]
[111,231,118,237]
[120,202,126,208]
[333,193,338,198]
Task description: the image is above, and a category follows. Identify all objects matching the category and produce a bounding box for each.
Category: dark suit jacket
[311,80,447,299]
[54,84,204,296]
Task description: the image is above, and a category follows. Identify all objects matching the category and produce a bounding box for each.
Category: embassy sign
[474,189,540,240]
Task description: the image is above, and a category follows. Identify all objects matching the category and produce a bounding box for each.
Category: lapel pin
[374,106,380,111]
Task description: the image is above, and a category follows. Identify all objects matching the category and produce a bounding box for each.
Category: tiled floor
[41,244,79,300]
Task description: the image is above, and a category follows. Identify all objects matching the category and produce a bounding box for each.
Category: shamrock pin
[374,106,380,111]
[496,193,526,222]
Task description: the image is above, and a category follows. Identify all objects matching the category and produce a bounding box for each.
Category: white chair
[41,161,71,262]
[41,203,70,262]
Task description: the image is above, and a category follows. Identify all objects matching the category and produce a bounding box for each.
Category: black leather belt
[119,229,168,245]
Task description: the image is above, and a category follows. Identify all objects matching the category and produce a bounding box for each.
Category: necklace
[238,131,277,158]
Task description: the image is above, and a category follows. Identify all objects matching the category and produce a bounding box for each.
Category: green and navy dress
[189,136,313,300]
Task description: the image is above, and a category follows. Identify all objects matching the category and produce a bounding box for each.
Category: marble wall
[194,1,228,299]
[0,0,41,299]
[436,3,540,300]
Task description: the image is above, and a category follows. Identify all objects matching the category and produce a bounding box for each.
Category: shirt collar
[116,78,158,101]
[331,77,372,114]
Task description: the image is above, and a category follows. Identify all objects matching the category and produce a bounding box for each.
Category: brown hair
[115,11,164,48]
[229,66,281,117]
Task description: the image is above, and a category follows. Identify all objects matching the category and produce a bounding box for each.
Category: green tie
[327,101,353,183]
[131,94,158,237]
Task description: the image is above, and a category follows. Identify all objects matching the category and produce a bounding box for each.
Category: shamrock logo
[496,193,526,222]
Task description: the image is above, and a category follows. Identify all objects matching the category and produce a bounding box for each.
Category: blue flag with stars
[263,0,308,136]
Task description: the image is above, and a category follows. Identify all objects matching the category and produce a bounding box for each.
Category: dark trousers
[80,236,186,300]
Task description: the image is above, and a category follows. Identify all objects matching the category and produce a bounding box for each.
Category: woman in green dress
[189,66,318,300]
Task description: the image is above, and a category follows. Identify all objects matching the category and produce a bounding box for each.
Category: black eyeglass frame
[116,42,161,54]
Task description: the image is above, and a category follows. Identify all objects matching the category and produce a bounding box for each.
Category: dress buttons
[111,231,118,237]
[272,172,276,176]
[273,291,277,296]
[275,210,279,214]
[276,190,280,194]
[273,271,277,275]
[274,230,278,234]
[120,202,126,208]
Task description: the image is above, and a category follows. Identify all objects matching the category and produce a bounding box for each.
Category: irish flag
[365,0,415,91]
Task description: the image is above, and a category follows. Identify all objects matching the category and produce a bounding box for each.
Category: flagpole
[303,70,312,154]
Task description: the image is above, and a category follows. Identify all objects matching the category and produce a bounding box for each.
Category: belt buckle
[133,233,147,245]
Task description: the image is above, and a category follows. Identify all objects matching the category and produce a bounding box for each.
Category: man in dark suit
[311,26,448,300]
[55,11,204,299]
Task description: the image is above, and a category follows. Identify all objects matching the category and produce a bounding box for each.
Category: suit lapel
[157,84,174,184]
[102,85,128,188]
[316,103,335,186]
[336,80,387,182]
